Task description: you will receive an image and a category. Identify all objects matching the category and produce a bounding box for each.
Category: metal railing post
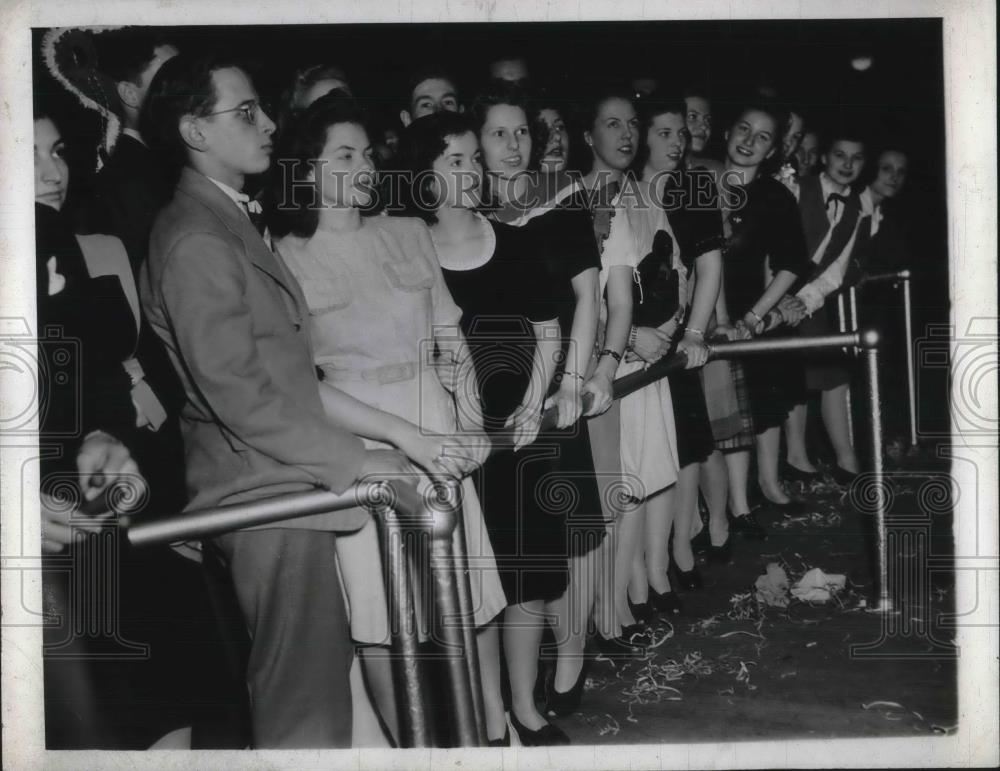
[445,480,488,745]
[900,270,918,446]
[861,329,892,612]
[371,484,432,747]
[425,482,483,747]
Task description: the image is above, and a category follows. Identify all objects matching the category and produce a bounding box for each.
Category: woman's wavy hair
[397,110,479,224]
[722,98,790,178]
[469,79,547,207]
[631,91,689,173]
[270,91,371,239]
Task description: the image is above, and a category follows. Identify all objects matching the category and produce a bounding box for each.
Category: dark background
[32,18,950,433]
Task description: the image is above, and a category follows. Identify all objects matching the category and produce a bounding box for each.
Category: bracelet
[626,325,638,351]
[745,309,763,327]
[598,348,622,363]
[683,327,705,338]
[557,369,585,384]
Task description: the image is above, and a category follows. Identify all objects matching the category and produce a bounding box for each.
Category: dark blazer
[140,167,368,528]
[88,134,173,278]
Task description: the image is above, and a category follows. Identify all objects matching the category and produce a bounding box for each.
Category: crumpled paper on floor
[791,567,846,602]
[754,563,790,607]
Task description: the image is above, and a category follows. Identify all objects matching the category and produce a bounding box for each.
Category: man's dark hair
[397,110,479,224]
[404,66,459,112]
[140,53,242,176]
[273,91,371,238]
[96,28,177,86]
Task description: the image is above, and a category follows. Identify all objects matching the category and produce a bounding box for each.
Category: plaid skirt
[700,357,755,450]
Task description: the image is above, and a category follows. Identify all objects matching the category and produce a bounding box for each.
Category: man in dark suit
[139,54,410,748]
[89,29,179,277]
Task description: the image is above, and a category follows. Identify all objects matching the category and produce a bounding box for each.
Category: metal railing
[126,329,892,747]
[840,269,916,446]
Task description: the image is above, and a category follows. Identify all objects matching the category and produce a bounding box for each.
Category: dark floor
[552,446,958,745]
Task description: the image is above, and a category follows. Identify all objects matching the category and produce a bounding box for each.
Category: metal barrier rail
[841,269,917,446]
[126,329,891,746]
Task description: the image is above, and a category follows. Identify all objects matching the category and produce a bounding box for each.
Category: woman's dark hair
[470,79,546,171]
[397,111,478,224]
[723,99,790,177]
[571,87,638,174]
[140,53,243,176]
[862,145,910,189]
[631,92,689,171]
[272,91,371,238]
[530,86,585,174]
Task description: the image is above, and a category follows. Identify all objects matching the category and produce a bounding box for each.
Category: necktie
[826,192,849,208]
[236,194,267,235]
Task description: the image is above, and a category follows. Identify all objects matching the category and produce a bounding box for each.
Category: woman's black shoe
[488,728,510,747]
[508,712,570,746]
[691,525,712,555]
[708,535,733,565]
[830,465,860,486]
[648,585,683,615]
[627,594,655,624]
[730,511,768,540]
[593,624,651,656]
[672,564,703,591]
[782,461,820,484]
[545,660,589,717]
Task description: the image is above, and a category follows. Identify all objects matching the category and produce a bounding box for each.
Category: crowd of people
[34,29,915,750]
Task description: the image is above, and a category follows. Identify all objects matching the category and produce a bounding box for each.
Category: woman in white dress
[271,94,506,745]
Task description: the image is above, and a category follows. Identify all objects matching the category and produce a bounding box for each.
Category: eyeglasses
[204,100,271,126]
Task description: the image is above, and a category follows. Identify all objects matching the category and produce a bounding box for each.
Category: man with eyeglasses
[139,54,411,748]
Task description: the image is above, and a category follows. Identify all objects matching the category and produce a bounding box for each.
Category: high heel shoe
[708,535,733,565]
[627,593,655,624]
[545,660,590,717]
[488,728,511,747]
[729,509,768,540]
[672,564,703,591]
[592,623,652,657]
[648,585,683,615]
[830,465,859,486]
[508,711,570,746]
[782,461,820,484]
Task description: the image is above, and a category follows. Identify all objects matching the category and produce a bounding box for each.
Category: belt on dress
[320,361,418,386]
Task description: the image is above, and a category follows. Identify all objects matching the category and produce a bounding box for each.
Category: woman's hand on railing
[545,375,583,429]
[581,370,614,417]
[391,426,472,482]
[505,401,544,451]
[358,448,420,485]
[628,326,671,363]
[776,294,807,327]
[676,330,710,369]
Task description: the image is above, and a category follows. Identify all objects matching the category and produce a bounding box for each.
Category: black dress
[721,175,811,433]
[442,215,603,605]
[660,172,726,467]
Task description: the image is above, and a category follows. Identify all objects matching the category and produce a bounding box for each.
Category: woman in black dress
[716,103,811,538]
[472,82,612,724]
[401,110,581,745]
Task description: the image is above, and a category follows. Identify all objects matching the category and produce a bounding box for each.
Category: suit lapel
[178,168,306,327]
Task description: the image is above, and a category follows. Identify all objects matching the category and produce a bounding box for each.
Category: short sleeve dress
[632,174,718,468]
[275,215,507,641]
[441,214,601,604]
[721,175,811,432]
